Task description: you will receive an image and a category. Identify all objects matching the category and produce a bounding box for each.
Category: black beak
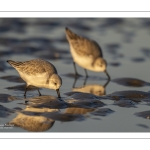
[104,70,111,80]
[56,89,61,98]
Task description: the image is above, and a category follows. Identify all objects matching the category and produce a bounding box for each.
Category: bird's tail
[7,60,23,68]
[65,27,79,40]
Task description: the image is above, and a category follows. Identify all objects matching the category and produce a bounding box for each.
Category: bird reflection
[72,77,110,96]
[9,106,57,132]
[8,94,86,131]
[25,96,85,122]
[25,95,67,109]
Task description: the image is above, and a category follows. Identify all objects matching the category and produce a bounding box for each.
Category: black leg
[24,85,28,103]
[24,85,28,97]
[84,69,88,78]
[73,62,79,76]
[37,88,42,96]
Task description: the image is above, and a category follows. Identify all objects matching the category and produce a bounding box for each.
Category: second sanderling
[65,27,110,79]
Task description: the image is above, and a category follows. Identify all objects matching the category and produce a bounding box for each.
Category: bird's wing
[71,38,103,58]
[8,59,57,76]
[66,27,103,58]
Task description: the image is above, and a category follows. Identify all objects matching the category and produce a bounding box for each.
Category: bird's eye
[54,83,57,85]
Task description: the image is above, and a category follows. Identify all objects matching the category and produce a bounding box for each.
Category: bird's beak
[104,70,111,80]
[56,89,61,98]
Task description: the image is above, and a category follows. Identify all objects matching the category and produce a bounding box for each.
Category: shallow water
[0,18,150,132]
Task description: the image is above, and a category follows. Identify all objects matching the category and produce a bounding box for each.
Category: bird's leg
[37,88,42,96]
[24,85,28,98]
[84,69,88,78]
[73,62,79,77]
[24,85,28,103]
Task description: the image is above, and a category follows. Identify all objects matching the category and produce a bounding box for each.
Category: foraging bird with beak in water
[7,59,62,98]
[65,27,110,79]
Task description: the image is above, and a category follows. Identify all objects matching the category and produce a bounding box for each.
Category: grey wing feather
[7,59,57,76]
[66,27,103,58]
[71,39,103,58]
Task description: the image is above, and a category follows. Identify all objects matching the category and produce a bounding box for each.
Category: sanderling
[7,59,62,98]
[65,27,110,79]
